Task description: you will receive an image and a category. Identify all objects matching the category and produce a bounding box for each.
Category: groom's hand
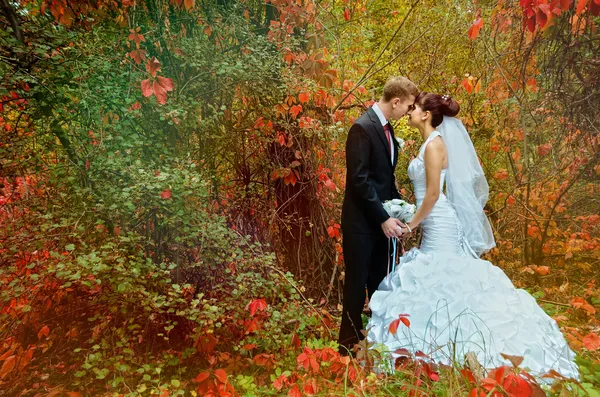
[381,218,404,238]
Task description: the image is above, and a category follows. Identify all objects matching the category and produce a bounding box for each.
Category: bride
[366,92,579,379]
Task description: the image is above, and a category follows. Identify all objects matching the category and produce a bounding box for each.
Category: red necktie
[383,124,392,158]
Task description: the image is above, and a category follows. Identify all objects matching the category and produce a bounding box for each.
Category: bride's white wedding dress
[367,130,579,379]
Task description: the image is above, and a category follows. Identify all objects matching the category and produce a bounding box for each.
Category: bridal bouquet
[383,199,416,223]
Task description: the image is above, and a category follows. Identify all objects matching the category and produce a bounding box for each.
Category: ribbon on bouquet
[386,237,405,287]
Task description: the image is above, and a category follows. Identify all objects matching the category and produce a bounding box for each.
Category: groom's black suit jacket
[341,107,401,234]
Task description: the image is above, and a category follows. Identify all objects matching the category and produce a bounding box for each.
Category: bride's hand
[399,224,413,237]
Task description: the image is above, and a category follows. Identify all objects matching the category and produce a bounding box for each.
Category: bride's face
[407,103,425,128]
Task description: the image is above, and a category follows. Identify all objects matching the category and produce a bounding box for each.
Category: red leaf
[583,333,600,351]
[291,333,301,349]
[160,189,172,199]
[289,105,303,118]
[591,0,600,16]
[525,15,536,32]
[193,372,210,383]
[298,92,310,104]
[560,0,572,11]
[324,178,336,191]
[214,368,227,383]
[153,80,168,105]
[129,49,147,65]
[389,318,400,335]
[288,385,302,397]
[468,17,484,39]
[146,57,162,77]
[128,29,145,47]
[141,79,153,97]
[38,325,50,340]
[156,76,174,92]
[303,378,318,395]
[247,299,268,316]
[343,8,350,21]
[575,0,588,14]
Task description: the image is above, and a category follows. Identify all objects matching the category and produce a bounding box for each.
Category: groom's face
[390,95,416,120]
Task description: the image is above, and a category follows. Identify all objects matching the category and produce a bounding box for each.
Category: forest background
[0,0,599,396]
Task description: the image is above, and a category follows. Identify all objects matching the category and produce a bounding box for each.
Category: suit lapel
[367,108,393,168]
[389,122,398,168]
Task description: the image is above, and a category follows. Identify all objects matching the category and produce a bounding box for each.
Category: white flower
[395,137,405,149]
[383,199,415,223]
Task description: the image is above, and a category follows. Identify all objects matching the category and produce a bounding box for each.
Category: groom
[338,76,418,355]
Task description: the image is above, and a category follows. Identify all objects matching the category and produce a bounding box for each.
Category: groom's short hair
[382,77,419,102]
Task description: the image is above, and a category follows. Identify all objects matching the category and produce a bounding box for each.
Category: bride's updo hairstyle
[415,92,460,128]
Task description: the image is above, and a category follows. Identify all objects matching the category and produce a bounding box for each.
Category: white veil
[438,117,495,257]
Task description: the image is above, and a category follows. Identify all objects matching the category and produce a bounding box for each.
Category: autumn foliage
[1,0,599,395]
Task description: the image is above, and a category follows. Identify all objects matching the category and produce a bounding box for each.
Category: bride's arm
[403,138,445,233]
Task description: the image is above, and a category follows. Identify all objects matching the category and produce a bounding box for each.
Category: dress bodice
[406,131,469,257]
[408,131,447,207]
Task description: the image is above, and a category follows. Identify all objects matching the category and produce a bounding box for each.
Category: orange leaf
[576,0,588,14]
[534,266,550,275]
[399,316,411,327]
[289,105,303,118]
[18,347,35,371]
[389,318,401,334]
[512,147,521,162]
[298,92,310,104]
[66,393,82,397]
[500,353,524,367]
[462,78,474,94]
[184,0,195,10]
[0,355,15,379]
[560,0,573,11]
[494,170,509,181]
[468,17,484,40]
[38,325,50,340]
[583,333,600,351]
[204,25,213,36]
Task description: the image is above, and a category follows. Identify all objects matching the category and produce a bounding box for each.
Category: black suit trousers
[338,231,390,353]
